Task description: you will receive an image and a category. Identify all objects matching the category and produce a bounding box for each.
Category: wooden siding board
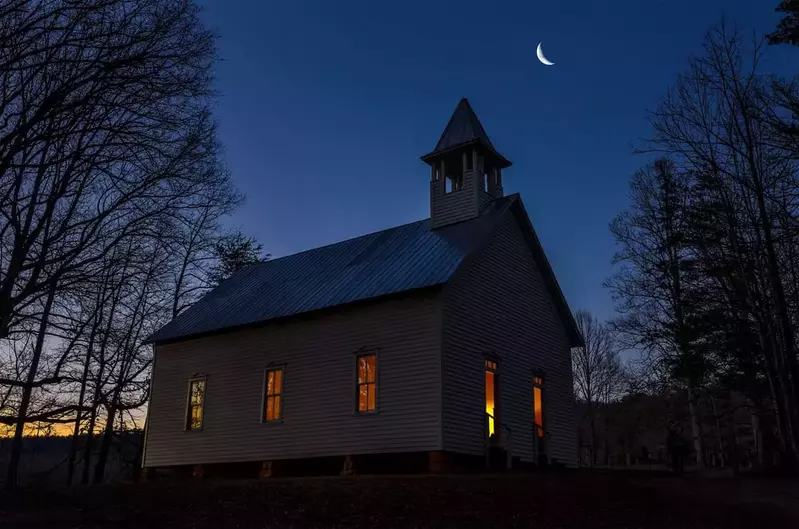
[441,213,576,465]
[144,294,442,467]
[431,171,493,229]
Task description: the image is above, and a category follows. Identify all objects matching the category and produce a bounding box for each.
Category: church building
[142,99,581,475]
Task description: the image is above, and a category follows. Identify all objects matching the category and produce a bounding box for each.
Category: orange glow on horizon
[1,413,141,439]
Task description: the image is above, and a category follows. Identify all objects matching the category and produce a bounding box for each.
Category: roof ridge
[254,217,429,267]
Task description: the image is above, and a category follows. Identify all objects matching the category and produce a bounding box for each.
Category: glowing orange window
[186,378,206,431]
[264,368,283,421]
[357,354,377,412]
[485,360,497,436]
[533,374,544,437]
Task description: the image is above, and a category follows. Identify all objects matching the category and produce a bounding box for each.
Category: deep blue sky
[196,0,792,322]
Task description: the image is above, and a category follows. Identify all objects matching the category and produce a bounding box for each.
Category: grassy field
[1,471,797,528]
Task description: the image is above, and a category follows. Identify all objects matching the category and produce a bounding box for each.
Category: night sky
[196,0,793,321]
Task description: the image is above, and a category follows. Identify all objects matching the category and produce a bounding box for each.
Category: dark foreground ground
[2,471,798,528]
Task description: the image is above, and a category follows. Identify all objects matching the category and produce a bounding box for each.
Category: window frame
[185,376,208,432]
[262,366,285,423]
[354,351,378,414]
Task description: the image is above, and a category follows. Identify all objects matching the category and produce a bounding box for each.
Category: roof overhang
[146,284,446,347]
[420,139,513,169]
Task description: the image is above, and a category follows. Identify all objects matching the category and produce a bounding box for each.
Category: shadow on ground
[1,471,797,528]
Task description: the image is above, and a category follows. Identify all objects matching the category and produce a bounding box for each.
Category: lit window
[264,368,283,421]
[485,360,497,436]
[357,354,377,412]
[186,378,206,431]
[533,373,544,438]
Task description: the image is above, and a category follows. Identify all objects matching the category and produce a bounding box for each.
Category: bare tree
[0,0,238,489]
[607,158,709,469]
[644,24,799,471]
[92,240,168,484]
[167,192,242,321]
[573,310,619,466]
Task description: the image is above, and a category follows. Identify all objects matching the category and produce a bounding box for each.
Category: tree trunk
[710,395,725,467]
[67,315,100,486]
[750,404,764,467]
[66,367,89,487]
[757,321,799,471]
[93,404,117,484]
[5,288,56,489]
[82,293,115,485]
[81,405,98,485]
[750,159,799,469]
[687,387,705,470]
[588,402,597,467]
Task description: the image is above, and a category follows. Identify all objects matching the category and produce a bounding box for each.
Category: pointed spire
[434,98,495,152]
[421,98,511,168]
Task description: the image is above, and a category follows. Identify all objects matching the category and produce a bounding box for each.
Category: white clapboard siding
[441,212,577,466]
[143,293,442,468]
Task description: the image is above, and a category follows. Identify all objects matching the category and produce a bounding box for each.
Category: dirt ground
[1,471,797,528]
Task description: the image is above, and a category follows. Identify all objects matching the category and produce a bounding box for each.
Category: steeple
[421,99,512,229]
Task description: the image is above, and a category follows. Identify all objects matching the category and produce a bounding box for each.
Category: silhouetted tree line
[0,0,265,490]
[574,7,799,474]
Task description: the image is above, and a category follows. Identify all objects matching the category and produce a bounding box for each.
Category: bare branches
[0,0,225,338]
[0,0,250,489]
[610,22,799,473]
[572,310,626,466]
[573,311,623,406]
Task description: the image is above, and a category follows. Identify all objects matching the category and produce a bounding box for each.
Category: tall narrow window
[186,378,206,431]
[533,373,544,438]
[357,354,377,412]
[485,360,498,437]
[264,368,283,421]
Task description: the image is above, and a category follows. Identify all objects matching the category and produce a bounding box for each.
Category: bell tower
[421,98,512,229]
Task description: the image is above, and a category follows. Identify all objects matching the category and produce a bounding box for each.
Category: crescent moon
[537,42,555,66]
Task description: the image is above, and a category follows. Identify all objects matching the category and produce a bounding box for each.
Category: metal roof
[433,98,496,153]
[420,98,512,168]
[146,198,512,344]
